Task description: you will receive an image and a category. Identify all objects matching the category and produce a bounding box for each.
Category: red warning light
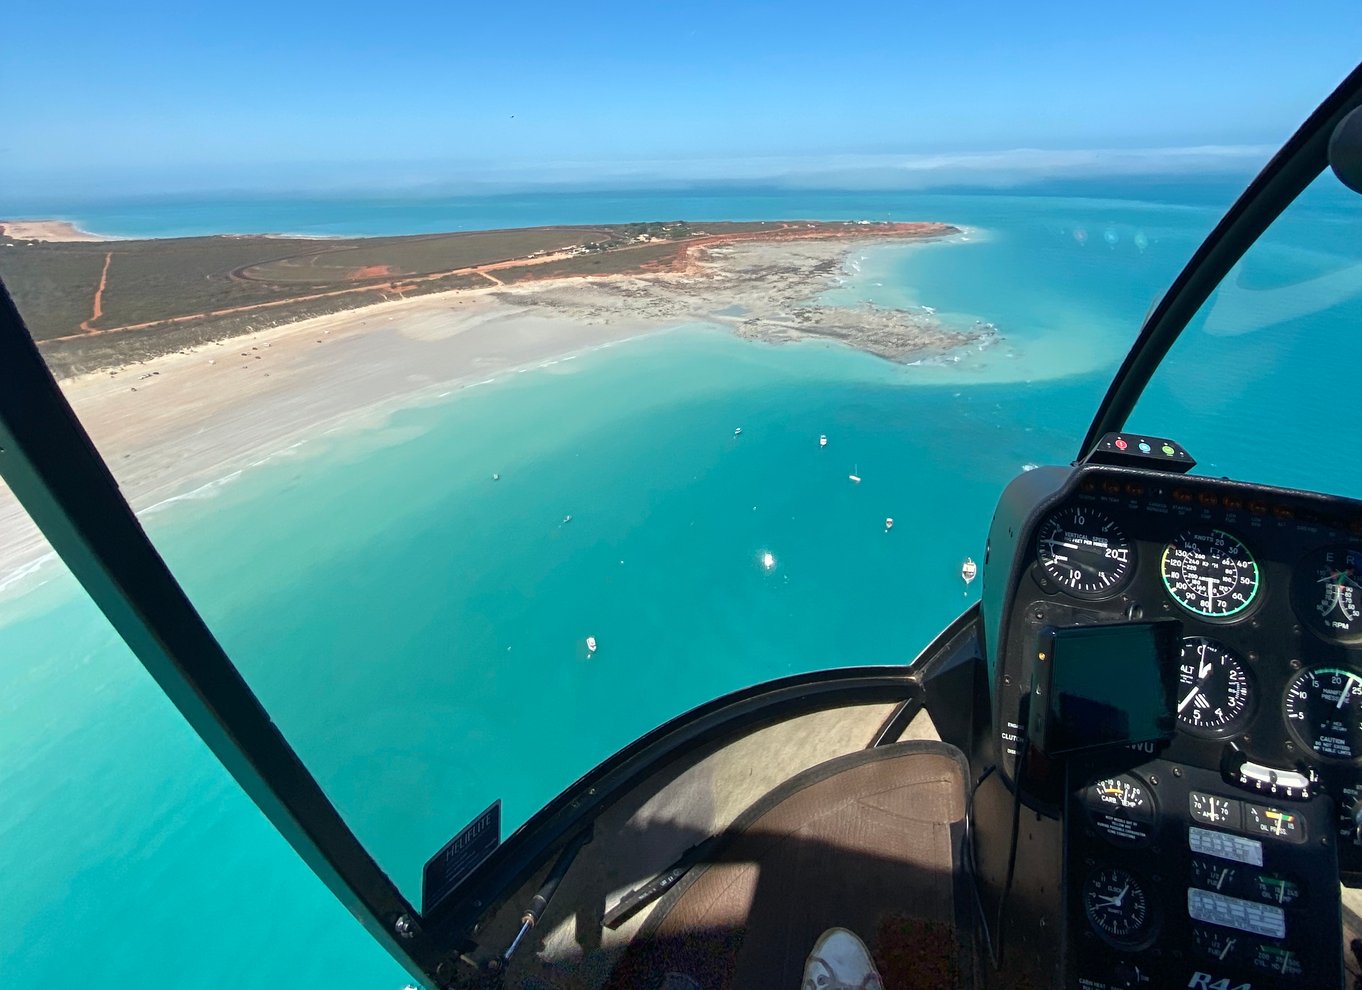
[1114,437,1128,450]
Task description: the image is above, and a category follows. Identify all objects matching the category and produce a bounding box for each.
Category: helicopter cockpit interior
[4,57,1362,990]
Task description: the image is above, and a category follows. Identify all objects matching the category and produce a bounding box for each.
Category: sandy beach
[0,232,973,591]
[0,219,108,242]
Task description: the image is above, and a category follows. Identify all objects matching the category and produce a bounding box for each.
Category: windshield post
[0,280,442,986]
[1079,60,1362,459]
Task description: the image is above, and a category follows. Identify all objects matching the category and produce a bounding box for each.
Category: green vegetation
[0,219,914,377]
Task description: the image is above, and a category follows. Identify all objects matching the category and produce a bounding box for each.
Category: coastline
[0,219,111,242]
[0,229,979,594]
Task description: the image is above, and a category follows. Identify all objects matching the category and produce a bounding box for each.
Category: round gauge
[1085,774,1155,844]
[1284,666,1362,761]
[1292,546,1362,642]
[1176,638,1253,736]
[1161,529,1259,618]
[1035,506,1133,597]
[1082,866,1153,948]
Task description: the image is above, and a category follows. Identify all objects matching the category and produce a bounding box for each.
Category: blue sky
[3,1,1361,197]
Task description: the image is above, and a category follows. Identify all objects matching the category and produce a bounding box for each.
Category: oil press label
[422,800,501,913]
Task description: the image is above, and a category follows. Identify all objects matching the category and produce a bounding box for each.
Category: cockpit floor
[606,741,970,990]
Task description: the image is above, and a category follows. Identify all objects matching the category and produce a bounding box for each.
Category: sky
[3,1,1361,198]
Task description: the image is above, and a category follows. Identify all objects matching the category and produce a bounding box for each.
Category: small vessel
[585,636,597,655]
[761,551,775,571]
[734,427,742,437]
[562,515,572,524]
[819,434,828,447]
[961,557,978,585]
[492,472,500,481]
[884,517,894,532]
[849,465,861,484]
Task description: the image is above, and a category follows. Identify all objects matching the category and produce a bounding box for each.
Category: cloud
[439,144,1276,192]
[0,144,1276,202]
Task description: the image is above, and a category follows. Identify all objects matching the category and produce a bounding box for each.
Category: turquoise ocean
[3,178,1361,988]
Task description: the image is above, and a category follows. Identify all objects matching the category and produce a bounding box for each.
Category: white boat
[734,427,742,436]
[885,517,894,532]
[819,434,828,447]
[961,557,978,585]
[761,551,775,571]
[849,465,861,484]
[586,636,597,655]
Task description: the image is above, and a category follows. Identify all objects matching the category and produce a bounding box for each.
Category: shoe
[801,928,883,990]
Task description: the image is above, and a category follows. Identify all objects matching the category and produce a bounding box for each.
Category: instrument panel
[986,459,1362,989]
[996,464,1362,833]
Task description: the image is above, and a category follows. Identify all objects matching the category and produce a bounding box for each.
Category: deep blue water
[3,176,1358,988]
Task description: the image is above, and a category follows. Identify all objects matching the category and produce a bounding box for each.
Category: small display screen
[1033,620,1179,755]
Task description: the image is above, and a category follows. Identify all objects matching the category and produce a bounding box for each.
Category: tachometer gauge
[1035,506,1133,597]
[1161,529,1259,618]
[1284,666,1362,761]
[1292,546,1362,642]
[1176,638,1253,736]
[1082,867,1153,948]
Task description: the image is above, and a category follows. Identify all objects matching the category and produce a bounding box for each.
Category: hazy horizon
[0,143,1277,211]
[4,1,1360,203]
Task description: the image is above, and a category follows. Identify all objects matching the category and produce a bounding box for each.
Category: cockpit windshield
[1130,170,1362,496]
[4,12,1362,990]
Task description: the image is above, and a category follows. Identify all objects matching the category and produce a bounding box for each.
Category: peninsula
[0,219,967,377]
[0,218,975,590]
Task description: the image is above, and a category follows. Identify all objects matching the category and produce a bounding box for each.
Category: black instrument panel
[996,465,1362,850]
[985,462,1362,989]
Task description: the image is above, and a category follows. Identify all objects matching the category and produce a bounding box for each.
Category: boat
[733,427,742,436]
[884,517,894,531]
[5,63,1362,990]
[961,556,977,584]
[761,551,775,571]
[819,434,828,447]
[585,635,597,654]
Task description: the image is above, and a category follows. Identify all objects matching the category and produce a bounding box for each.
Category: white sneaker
[801,928,884,990]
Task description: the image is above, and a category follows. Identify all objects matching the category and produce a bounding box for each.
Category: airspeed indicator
[1161,529,1259,618]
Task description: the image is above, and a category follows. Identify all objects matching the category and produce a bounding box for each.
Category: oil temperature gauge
[1082,867,1154,948]
[1250,872,1302,907]
[1085,774,1155,844]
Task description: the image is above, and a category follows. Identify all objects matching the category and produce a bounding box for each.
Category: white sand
[0,234,971,591]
